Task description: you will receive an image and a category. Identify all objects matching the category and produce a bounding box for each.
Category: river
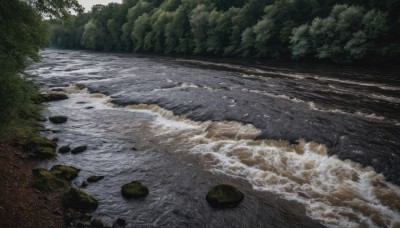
[27,49,400,227]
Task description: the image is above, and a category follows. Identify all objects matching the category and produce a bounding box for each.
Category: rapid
[27,49,400,227]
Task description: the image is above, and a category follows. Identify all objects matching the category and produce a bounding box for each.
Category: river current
[27,49,400,227]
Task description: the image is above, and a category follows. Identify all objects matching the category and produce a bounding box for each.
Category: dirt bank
[0,142,63,228]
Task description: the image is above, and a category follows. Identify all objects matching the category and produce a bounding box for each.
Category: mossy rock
[32,168,69,192]
[27,135,57,149]
[121,181,149,199]
[34,146,56,159]
[20,136,57,159]
[71,145,87,154]
[49,116,68,124]
[58,145,71,153]
[50,165,80,181]
[206,184,244,208]
[87,175,104,183]
[36,92,68,103]
[91,218,104,228]
[62,188,98,212]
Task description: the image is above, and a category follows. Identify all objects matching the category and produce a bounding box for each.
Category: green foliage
[48,0,400,63]
[290,4,392,62]
[0,0,80,139]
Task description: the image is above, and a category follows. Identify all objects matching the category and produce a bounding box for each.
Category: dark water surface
[27,49,400,227]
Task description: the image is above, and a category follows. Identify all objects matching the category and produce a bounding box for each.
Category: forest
[50,0,400,63]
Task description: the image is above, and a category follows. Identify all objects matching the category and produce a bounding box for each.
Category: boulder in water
[49,116,68,124]
[62,187,98,212]
[58,145,71,153]
[206,184,244,208]
[50,165,80,181]
[87,175,104,183]
[121,181,149,198]
[71,145,87,154]
[36,92,68,102]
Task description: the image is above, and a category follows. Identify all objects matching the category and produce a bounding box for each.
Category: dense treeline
[50,0,400,63]
[0,0,80,137]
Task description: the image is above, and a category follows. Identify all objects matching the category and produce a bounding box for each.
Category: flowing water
[27,49,400,227]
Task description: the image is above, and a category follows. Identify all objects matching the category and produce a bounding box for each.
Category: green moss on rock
[34,146,56,159]
[121,181,149,199]
[50,165,80,181]
[71,145,87,154]
[37,92,68,102]
[23,136,57,159]
[49,116,68,124]
[32,168,69,192]
[29,135,57,149]
[58,145,71,153]
[87,175,104,183]
[206,184,244,208]
[62,188,98,212]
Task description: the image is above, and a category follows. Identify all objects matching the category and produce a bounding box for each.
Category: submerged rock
[116,218,126,226]
[50,165,80,181]
[62,188,98,212]
[49,116,68,124]
[58,145,71,153]
[121,181,149,199]
[87,175,104,183]
[206,184,244,208]
[31,168,69,192]
[71,145,88,154]
[36,92,68,102]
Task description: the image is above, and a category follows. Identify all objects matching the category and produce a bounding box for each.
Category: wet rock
[91,218,104,228]
[50,88,65,92]
[49,116,68,124]
[52,129,61,133]
[71,145,88,154]
[50,165,80,181]
[58,145,71,153]
[206,184,244,208]
[31,168,69,192]
[131,147,137,151]
[36,92,68,103]
[76,101,86,104]
[116,218,126,226]
[62,187,98,212]
[121,181,149,199]
[85,106,94,109]
[112,218,126,228]
[87,175,104,183]
[81,181,88,188]
[52,137,59,142]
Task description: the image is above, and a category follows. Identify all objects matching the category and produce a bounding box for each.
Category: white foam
[128,104,400,228]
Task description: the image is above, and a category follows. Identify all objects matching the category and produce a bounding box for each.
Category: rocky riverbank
[0,142,63,227]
